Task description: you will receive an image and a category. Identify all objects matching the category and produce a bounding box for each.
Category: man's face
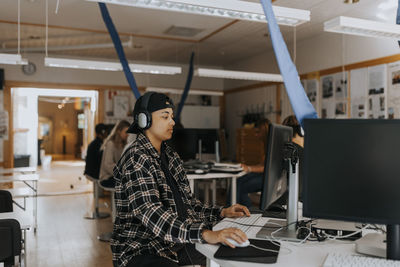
[148,108,175,141]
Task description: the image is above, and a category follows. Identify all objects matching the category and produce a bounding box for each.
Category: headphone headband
[140,92,155,113]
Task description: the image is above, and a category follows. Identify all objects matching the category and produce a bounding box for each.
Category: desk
[196,213,361,267]
[0,211,32,267]
[196,240,356,267]
[187,172,246,205]
[0,167,37,175]
[0,174,38,232]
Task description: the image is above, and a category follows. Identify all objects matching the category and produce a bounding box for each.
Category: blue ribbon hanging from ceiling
[260,0,318,127]
[175,52,195,122]
[397,0,400,46]
[98,3,141,99]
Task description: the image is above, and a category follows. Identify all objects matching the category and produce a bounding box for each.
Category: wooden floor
[25,194,113,267]
[11,161,114,267]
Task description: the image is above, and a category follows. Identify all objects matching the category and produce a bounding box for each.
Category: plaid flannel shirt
[111,133,224,267]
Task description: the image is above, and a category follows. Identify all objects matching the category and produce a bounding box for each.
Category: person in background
[84,123,108,180]
[111,92,250,267]
[235,118,271,208]
[99,120,130,188]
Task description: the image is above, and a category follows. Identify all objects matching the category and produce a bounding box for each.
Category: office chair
[0,190,13,213]
[0,219,22,267]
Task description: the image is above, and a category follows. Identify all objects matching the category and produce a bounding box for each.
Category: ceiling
[0,0,397,67]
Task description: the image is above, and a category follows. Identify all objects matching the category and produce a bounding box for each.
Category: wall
[224,33,400,90]
[38,101,78,156]
[223,32,400,160]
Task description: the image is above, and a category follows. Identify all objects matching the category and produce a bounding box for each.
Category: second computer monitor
[259,123,293,211]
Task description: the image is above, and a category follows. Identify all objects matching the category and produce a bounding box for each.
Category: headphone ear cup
[138,113,147,129]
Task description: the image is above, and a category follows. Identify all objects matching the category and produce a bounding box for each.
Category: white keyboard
[323,252,400,267]
[213,214,262,234]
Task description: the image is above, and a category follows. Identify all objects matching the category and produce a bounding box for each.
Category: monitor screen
[303,119,400,225]
[167,128,219,161]
[259,124,293,211]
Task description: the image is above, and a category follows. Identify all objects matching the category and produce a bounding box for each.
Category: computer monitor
[256,123,301,242]
[168,128,198,161]
[303,119,400,260]
[168,128,219,161]
[259,123,293,211]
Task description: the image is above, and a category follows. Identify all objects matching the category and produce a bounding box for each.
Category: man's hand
[202,228,248,248]
[221,204,250,218]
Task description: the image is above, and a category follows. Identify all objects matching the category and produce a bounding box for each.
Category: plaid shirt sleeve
[187,191,224,224]
[124,153,209,243]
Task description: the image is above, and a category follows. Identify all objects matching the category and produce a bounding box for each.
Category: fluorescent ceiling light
[87,0,310,26]
[0,53,28,65]
[195,68,283,82]
[146,87,223,96]
[44,57,182,75]
[378,0,397,11]
[324,16,400,39]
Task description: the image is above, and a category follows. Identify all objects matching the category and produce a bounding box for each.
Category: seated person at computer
[235,118,271,208]
[111,92,250,267]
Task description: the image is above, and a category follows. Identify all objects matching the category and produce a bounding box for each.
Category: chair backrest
[0,190,13,212]
[0,219,21,265]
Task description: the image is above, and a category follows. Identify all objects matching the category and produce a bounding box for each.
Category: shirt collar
[136,133,174,159]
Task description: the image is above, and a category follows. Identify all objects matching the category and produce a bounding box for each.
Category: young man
[111,92,250,267]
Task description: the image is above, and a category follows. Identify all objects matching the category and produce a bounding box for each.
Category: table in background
[0,173,39,232]
[187,172,246,205]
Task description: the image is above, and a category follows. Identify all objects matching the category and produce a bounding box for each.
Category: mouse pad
[214,239,280,264]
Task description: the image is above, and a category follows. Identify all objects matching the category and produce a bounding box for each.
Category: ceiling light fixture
[195,68,283,82]
[44,57,182,74]
[146,87,223,96]
[324,16,400,39]
[0,0,28,65]
[86,0,310,26]
[0,53,28,65]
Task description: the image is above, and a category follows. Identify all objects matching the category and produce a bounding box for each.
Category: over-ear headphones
[135,92,155,130]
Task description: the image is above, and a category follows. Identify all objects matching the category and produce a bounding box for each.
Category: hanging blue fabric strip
[98,3,141,99]
[397,0,400,46]
[260,0,318,127]
[175,52,195,121]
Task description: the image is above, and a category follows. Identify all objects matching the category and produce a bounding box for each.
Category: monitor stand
[256,160,300,242]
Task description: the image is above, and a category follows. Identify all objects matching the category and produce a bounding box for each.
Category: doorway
[12,87,98,167]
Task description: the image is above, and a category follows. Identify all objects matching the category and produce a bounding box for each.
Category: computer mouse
[224,238,250,248]
[194,169,204,174]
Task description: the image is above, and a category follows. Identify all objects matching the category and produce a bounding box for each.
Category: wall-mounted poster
[334,72,348,100]
[367,64,387,119]
[306,79,318,103]
[350,68,368,119]
[113,95,130,119]
[335,102,347,117]
[322,76,334,99]
[321,100,335,118]
[388,61,400,119]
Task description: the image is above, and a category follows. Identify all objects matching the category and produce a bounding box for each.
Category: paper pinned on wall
[0,110,8,140]
[321,100,335,119]
[350,68,368,119]
[388,61,400,119]
[367,64,387,119]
